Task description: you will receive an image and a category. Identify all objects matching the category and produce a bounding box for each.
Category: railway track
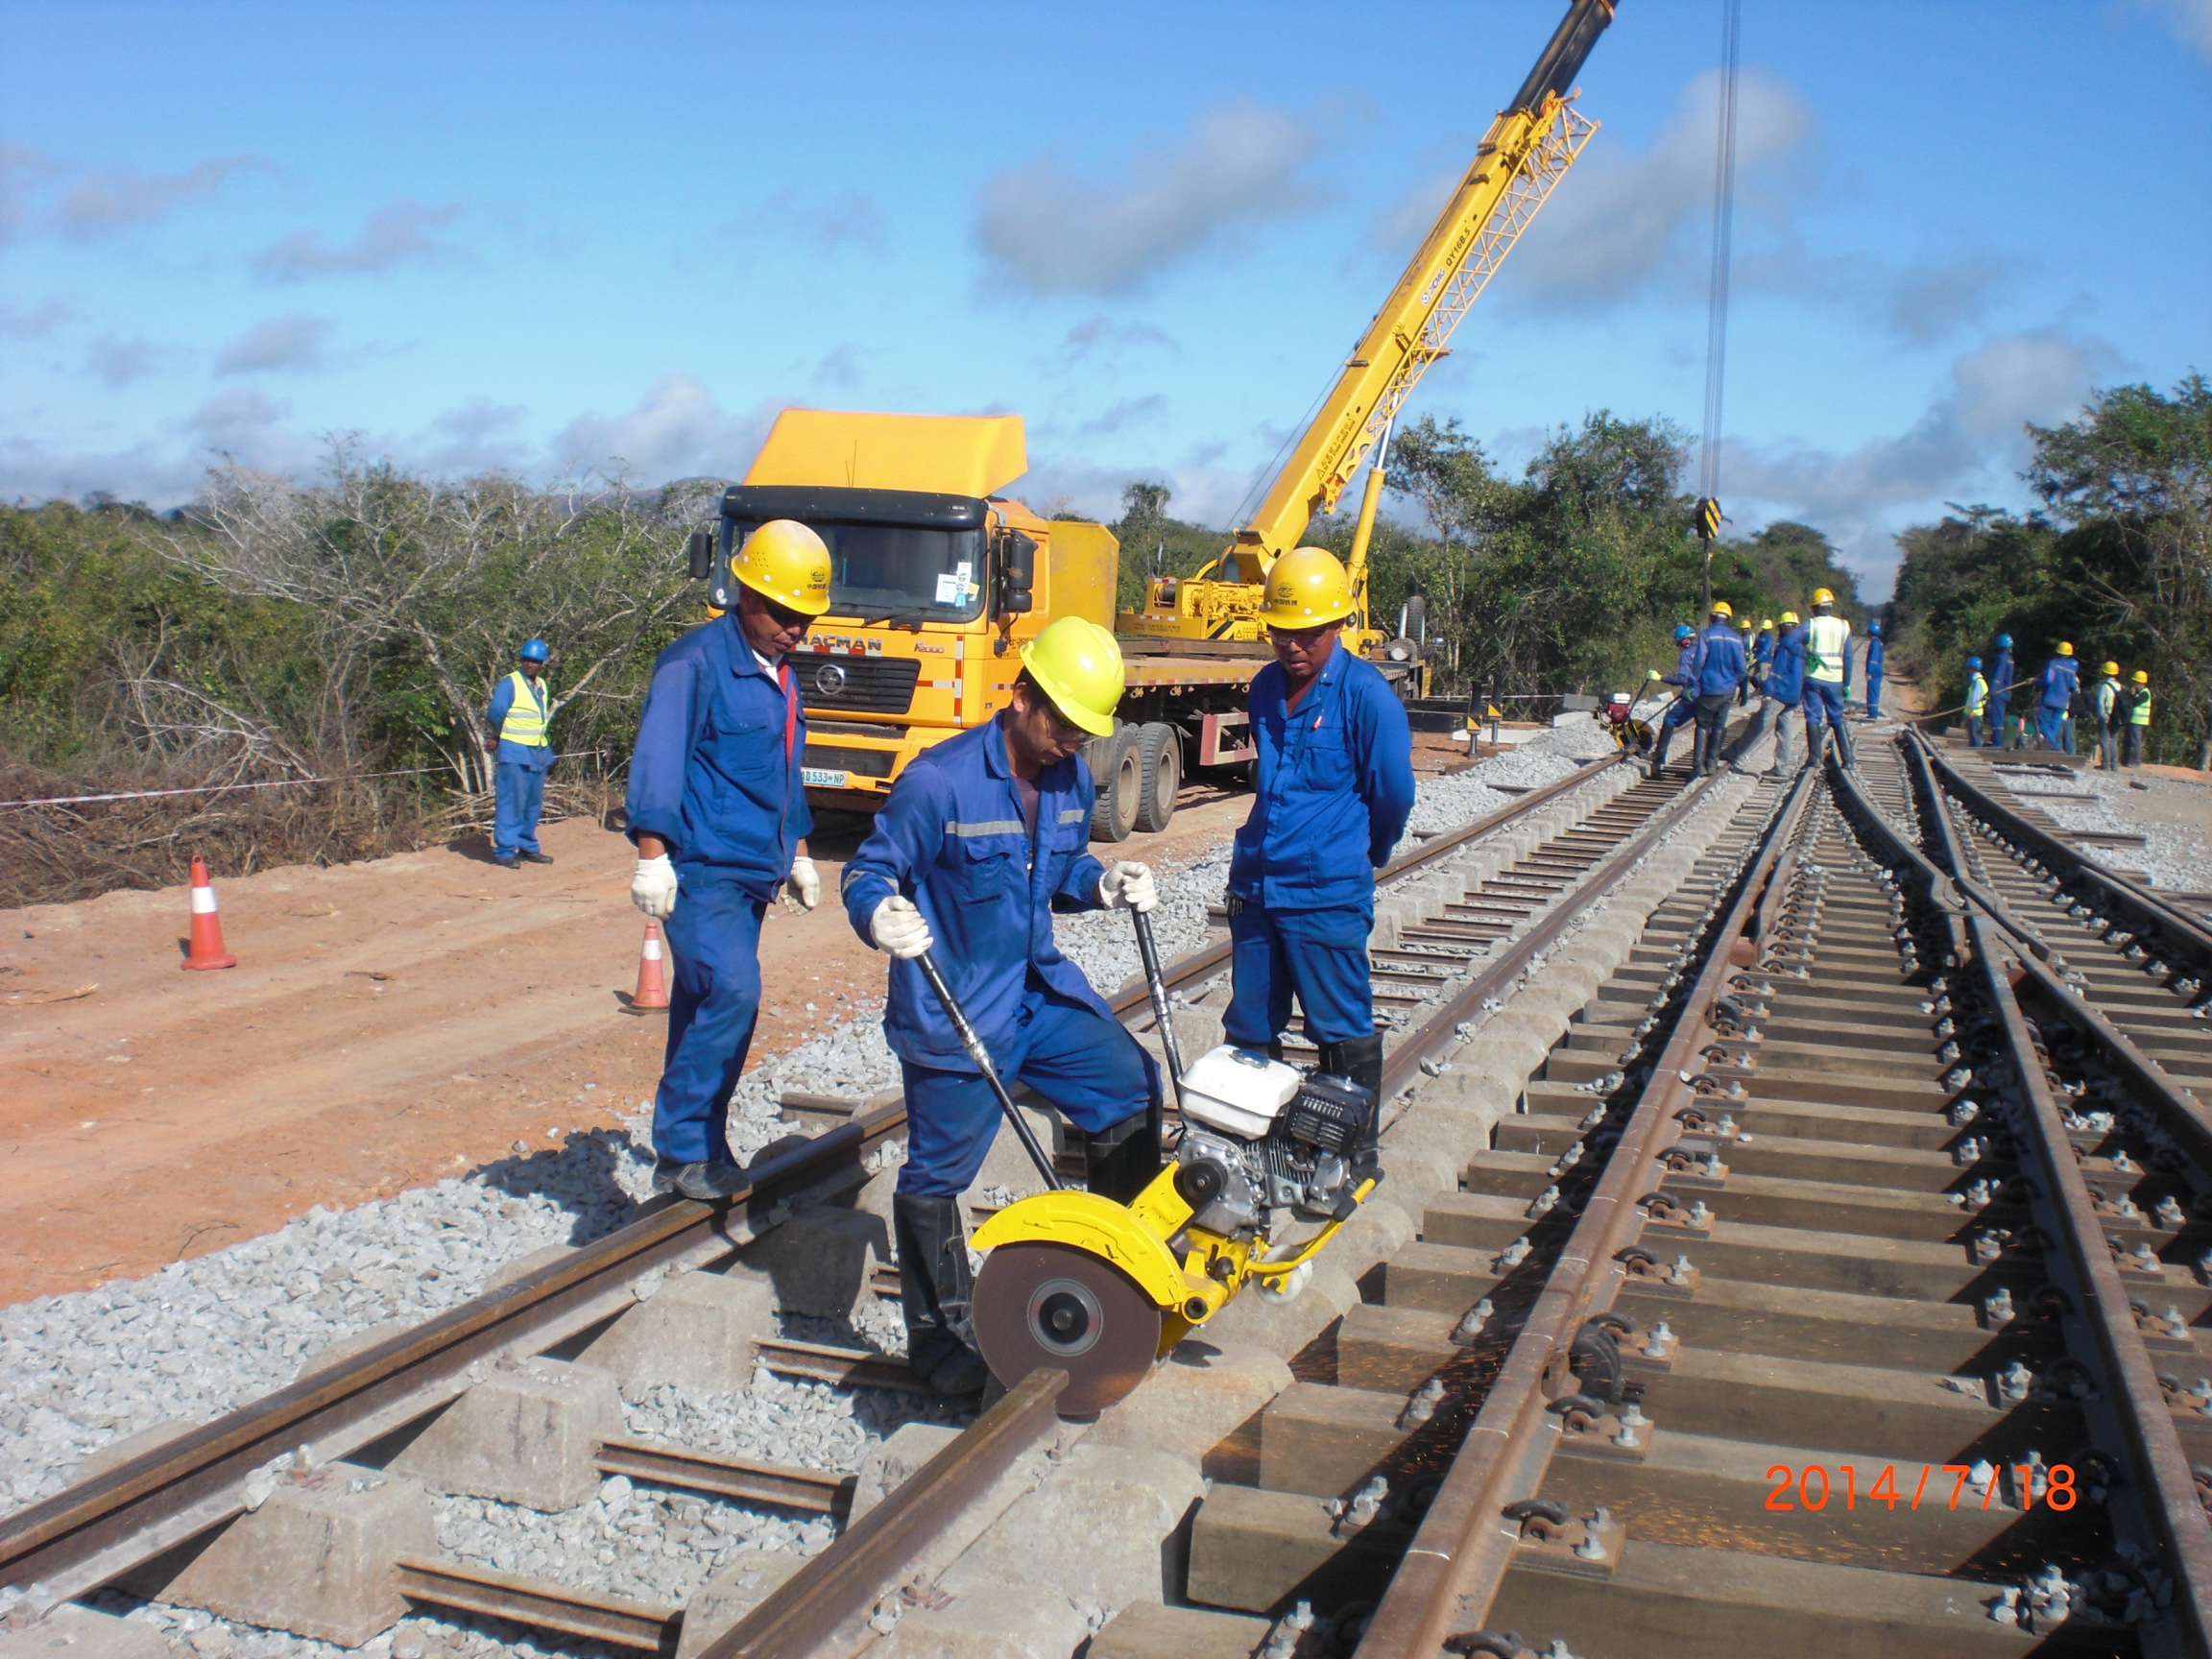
[703,730,2212,1659]
[0,743,1738,1657]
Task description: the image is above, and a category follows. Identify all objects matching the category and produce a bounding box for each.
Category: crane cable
[1696,0,1743,614]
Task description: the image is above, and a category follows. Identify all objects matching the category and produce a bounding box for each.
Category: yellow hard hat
[2102,661,2120,676]
[1259,546,1358,628]
[1811,588,1835,607]
[2056,641,2073,657]
[732,519,832,615]
[1019,616,1123,737]
[2133,669,2149,685]
[1781,611,1799,625]
[1760,618,1773,630]
[1711,599,1734,619]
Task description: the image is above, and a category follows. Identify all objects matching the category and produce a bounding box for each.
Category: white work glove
[1097,860,1158,913]
[631,854,678,921]
[783,855,821,913]
[869,895,933,959]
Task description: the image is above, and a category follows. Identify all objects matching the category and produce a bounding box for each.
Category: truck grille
[796,656,919,716]
[802,742,896,780]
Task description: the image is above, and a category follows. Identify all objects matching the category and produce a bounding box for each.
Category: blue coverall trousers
[1225,902,1378,1050]
[896,985,1159,1197]
[493,761,545,857]
[1803,682,1847,731]
[1865,675,1883,718]
[2034,708,2074,752]
[656,874,767,1166]
[1966,715,1986,748]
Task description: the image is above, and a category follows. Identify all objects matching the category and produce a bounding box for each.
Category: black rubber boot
[1835,719,1858,770]
[1807,724,1829,771]
[1319,1029,1387,1173]
[1084,1110,1162,1206]
[893,1193,988,1396]
[1647,725,1675,781]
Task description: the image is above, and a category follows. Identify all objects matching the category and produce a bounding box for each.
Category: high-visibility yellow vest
[499,670,550,747]
[1965,674,1988,716]
[1805,615,1850,684]
[2131,687,2152,727]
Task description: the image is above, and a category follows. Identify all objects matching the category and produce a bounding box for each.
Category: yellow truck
[691,0,1616,837]
[694,406,1286,840]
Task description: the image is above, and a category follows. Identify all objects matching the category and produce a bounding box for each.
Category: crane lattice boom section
[1240,92,1599,554]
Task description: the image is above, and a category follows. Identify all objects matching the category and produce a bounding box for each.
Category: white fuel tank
[1178,1045,1304,1141]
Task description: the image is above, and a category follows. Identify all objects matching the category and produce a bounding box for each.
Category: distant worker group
[1645,588,1861,779]
[1962,635,2153,765]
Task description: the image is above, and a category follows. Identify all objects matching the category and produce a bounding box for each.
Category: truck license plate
[801,767,848,788]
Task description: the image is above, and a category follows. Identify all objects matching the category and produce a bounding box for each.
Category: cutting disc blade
[972,1242,1164,1415]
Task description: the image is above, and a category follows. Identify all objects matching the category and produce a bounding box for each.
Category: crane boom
[1118,0,1615,651]
[1241,0,1613,560]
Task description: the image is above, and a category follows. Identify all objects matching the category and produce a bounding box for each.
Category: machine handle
[915,950,1062,1191]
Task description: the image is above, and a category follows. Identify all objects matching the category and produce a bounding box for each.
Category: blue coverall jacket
[625,613,809,902]
[1754,633,1775,673]
[1865,637,1886,681]
[2037,657,2080,711]
[1990,651,2015,707]
[1766,626,1806,704]
[1690,624,1748,696]
[842,717,1109,1074]
[1228,645,1416,911]
[486,674,556,770]
[1661,640,1697,689]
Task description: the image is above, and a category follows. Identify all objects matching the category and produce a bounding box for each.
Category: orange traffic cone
[631,919,670,1010]
[180,854,237,971]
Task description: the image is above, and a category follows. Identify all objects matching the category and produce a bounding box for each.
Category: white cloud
[974,101,1328,298]
[2138,0,2212,56]
[750,189,887,254]
[0,146,266,245]
[248,201,464,281]
[185,386,294,450]
[56,156,267,241]
[548,373,781,479]
[1,300,72,338]
[1722,329,2111,593]
[1051,315,1180,371]
[1500,67,1815,313]
[1075,396,1168,440]
[215,314,336,374]
[84,335,173,388]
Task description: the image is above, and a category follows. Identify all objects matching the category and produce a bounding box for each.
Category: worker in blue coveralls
[2035,641,2080,753]
[1752,618,1775,695]
[625,519,830,1204]
[1223,546,1415,1151]
[1990,635,2017,748]
[485,638,556,868]
[1689,600,1747,778]
[1646,623,1700,781]
[842,615,1163,1396]
[1863,621,1886,719]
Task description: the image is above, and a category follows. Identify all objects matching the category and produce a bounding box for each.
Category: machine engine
[1169,1046,1375,1233]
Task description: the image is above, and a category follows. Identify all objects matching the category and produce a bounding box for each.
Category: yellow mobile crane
[695,0,1616,839]
[1118,0,1615,651]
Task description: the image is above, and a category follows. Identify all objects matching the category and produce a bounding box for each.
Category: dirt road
[0,792,1252,1306]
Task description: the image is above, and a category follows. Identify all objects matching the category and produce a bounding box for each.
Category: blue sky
[4,0,2208,597]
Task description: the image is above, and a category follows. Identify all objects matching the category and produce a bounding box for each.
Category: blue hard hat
[1966,656,1982,669]
[1996,634,2011,649]
[1672,624,1693,642]
[519,637,550,661]
[1869,620,1882,636]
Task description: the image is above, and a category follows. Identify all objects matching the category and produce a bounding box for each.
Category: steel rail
[1959,906,2212,1654]
[1914,732,2212,971]
[1896,732,2070,969]
[1380,766,1726,1098]
[592,1439,854,1518]
[0,750,1637,1612]
[1847,738,2212,1650]
[1358,766,1814,1656]
[705,1368,1067,1659]
[394,1557,678,1654]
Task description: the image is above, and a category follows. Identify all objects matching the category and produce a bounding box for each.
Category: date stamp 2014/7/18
[1764,1462,2077,1512]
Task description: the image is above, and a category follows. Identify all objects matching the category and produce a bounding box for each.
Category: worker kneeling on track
[1223,546,1415,1158]
[843,615,1163,1397]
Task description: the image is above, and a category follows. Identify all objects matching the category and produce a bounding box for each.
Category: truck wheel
[1091,727,1141,843]
[1134,723,1179,833]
